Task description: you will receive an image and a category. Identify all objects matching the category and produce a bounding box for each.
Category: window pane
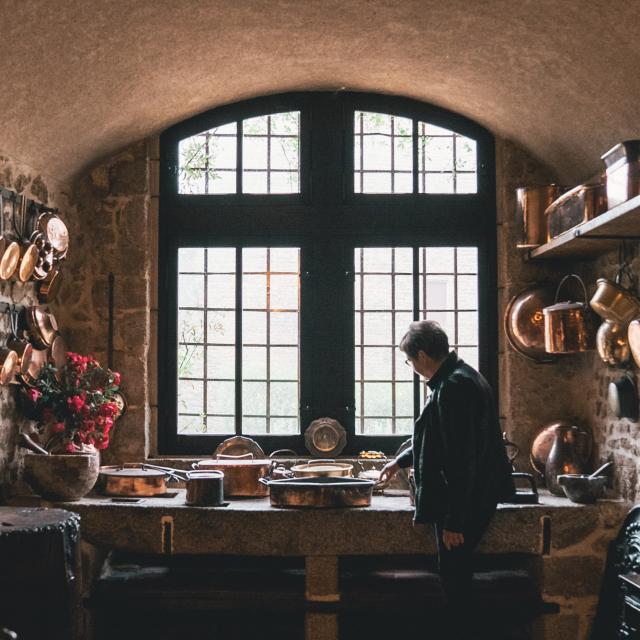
[269,418,298,435]
[355,246,479,436]
[207,381,235,414]
[270,382,298,416]
[178,344,204,378]
[177,246,300,438]
[242,248,301,433]
[243,346,267,379]
[208,346,235,379]
[242,111,300,194]
[178,274,204,307]
[206,416,235,435]
[179,122,237,194]
[179,248,205,272]
[418,122,477,194]
[207,311,235,344]
[207,248,236,273]
[354,111,412,194]
[208,274,235,308]
[179,309,204,344]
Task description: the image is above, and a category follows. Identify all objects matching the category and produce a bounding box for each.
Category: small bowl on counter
[557,474,608,504]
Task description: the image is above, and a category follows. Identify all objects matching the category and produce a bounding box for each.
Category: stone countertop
[24,490,628,557]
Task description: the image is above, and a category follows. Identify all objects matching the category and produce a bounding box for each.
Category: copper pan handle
[216,452,254,460]
[554,273,588,305]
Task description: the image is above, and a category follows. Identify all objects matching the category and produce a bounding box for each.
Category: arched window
[159,92,496,455]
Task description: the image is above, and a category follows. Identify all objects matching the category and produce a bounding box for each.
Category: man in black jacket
[380,320,514,635]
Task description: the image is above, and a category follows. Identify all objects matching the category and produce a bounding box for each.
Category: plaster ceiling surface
[1,0,639,184]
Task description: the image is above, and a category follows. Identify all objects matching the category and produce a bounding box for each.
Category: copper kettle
[530,422,592,493]
[543,274,595,354]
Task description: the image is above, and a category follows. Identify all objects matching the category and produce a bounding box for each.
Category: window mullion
[412,246,420,421]
[235,247,243,435]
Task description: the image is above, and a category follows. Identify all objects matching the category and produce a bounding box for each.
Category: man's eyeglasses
[404,358,413,367]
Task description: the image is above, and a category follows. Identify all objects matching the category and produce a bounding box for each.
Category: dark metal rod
[107,272,115,369]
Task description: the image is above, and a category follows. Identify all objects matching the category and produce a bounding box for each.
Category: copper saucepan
[23,306,58,349]
[590,264,640,324]
[6,307,33,384]
[0,195,21,280]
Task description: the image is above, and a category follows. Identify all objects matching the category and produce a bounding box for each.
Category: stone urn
[23,452,100,501]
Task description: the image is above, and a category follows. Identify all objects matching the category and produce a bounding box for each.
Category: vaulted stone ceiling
[2,0,638,185]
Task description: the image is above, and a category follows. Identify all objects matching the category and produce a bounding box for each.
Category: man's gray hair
[399,320,450,360]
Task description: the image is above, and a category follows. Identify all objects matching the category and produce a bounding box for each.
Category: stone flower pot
[23,452,100,501]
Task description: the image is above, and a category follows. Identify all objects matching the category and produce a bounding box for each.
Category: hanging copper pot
[543,274,595,354]
[0,347,18,385]
[596,320,631,366]
[590,264,640,324]
[0,195,21,281]
[23,306,58,349]
[37,268,62,303]
[36,211,69,261]
[503,284,556,362]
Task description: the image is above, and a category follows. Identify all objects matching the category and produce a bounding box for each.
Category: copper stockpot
[543,274,594,354]
[596,320,631,366]
[192,454,275,497]
[515,185,565,248]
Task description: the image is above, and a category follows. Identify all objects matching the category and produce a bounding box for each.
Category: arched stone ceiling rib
[1,0,639,184]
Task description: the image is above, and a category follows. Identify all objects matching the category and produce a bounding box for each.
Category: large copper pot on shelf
[515,185,565,248]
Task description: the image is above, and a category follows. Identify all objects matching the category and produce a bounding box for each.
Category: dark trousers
[434,504,497,638]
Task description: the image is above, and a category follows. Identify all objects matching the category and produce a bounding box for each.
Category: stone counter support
[24,492,629,640]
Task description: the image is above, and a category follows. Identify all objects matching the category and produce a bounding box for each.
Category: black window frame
[158,91,497,456]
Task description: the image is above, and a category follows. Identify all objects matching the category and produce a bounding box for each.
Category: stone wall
[0,155,71,499]
[57,140,155,463]
[590,244,640,503]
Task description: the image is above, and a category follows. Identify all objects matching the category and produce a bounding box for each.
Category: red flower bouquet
[22,352,122,453]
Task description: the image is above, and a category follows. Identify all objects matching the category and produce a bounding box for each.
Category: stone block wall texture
[0,155,71,499]
[58,140,153,464]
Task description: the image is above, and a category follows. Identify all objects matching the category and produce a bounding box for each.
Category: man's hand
[379,460,400,485]
[442,529,464,551]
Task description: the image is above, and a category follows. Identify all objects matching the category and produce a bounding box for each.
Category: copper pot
[590,267,640,324]
[0,347,18,385]
[260,476,375,508]
[596,320,631,366]
[192,454,275,497]
[23,306,58,349]
[544,182,607,241]
[290,459,353,478]
[515,185,565,248]
[97,464,170,497]
[543,274,594,354]
[530,421,592,477]
[628,319,640,367]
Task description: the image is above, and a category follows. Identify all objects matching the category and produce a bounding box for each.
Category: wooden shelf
[528,194,640,260]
